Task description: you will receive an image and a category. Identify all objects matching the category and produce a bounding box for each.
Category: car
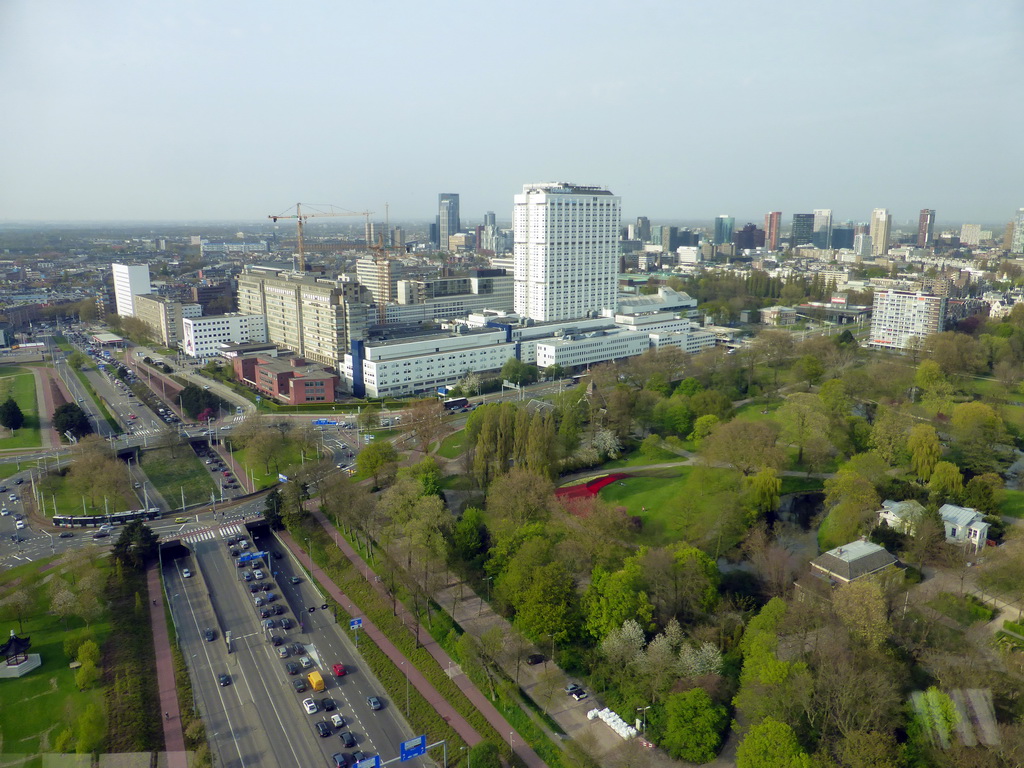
[8,494,17,501]
[286,662,300,676]
[249,584,260,593]
[292,678,307,693]
[299,656,313,669]
[277,646,289,658]
[204,628,215,642]
[92,531,109,539]
[236,559,246,569]
[263,618,276,630]
[526,653,545,665]
[230,549,240,557]
[223,471,231,477]
[339,732,357,748]
[289,641,304,655]
[332,752,348,768]
[564,683,587,700]
[272,550,283,560]
[330,714,346,729]
[174,517,188,523]
[254,596,265,607]
[218,674,231,686]
[332,663,346,677]
[366,696,382,711]
[265,592,277,603]
[182,568,192,578]
[59,531,74,538]
[315,721,332,738]
[302,697,319,715]
[572,690,588,701]
[133,482,141,488]
[259,608,271,619]
[273,605,284,615]
[0,486,6,493]
[290,576,302,584]
[322,697,336,711]
[280,617,293,630]
[351,751,367,764]
[0,507,6,516]
[14,479,22,485]
[15,520,25,530]
[253,570,264,580]
[243,572,252,581]
[271,635,284,646]
[259,582,272,592]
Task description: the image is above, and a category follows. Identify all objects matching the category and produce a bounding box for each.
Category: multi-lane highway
[168,522,425,768]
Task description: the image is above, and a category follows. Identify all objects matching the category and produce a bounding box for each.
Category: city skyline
[1,1,1021,223]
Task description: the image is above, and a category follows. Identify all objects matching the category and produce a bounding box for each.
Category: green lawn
[928,592,995,626]
[437,429,468,459]
[0,556,113,755]
[140,446,217,507]
[780,476,825,494]
[601,445,684,469]
[36,468,135,517]
[228,441,306,489]
[1000,490,1024,519]
[0,459,31,479]
[733,400,784,422]
[596,467,700,546]
[0,366,42,449]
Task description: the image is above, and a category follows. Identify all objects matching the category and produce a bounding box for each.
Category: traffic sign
[355,757,380,768]
[349,618,362,630]
[400,736,426,761]
[278,473,289,483]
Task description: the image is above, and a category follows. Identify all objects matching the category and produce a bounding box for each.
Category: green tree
[263,488,284,529]
[689,414,719,444]
[703,419,783,475]
[467,741,502,768]
[356,440,399,488]
[776,393,829,465]
[868,407,910,466]
[583,554,654,641]
[793,354,825,390]
[661,688,729,763]
[736,717,812,768]
[950,400,1008,473]
[0,396,24,432]
[963,473,1002,515]
[515,561,577,644]
[928,461,963,503]
[75,660,101,689]
[111,521,159,569]
[907,423,941,481]
[76,702,106,754]
[450,507,488,563]
[746,467,782,520]
[53,402,93,440]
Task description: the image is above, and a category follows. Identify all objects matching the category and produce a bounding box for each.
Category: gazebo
[1,630,31,666]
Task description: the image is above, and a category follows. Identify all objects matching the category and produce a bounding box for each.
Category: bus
[443,397,469,411]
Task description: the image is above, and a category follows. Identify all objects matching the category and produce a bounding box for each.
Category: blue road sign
[349,618,362,630]
[355,757,380,768]
[400,736,427,761]
[278,473,289,483]
[312,418,339,426]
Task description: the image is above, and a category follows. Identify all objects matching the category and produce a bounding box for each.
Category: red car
[332,663,346,677]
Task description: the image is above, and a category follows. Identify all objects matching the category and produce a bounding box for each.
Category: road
[170,521,426,768]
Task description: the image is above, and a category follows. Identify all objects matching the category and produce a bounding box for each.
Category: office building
[233,354,338,405]
[791,214,814,247]
[764,211,781,251]
[133,295,202,348]
[870,208,892,256]
[111,263,152,317]
[355,258,398,305]
[181,314,268,359]
[812,209,833,249]
[191,282,236,314]
[635,216,651,242]
[918,209,936,248]
[832,225,855,250]
[236,265,373,367]
[960,224,982,247]
[1012,209,1024,254]
[854,233,872,260]
[733,224,766,251]
[869,289,947,351]
[713,215,735,246]
[437,193,460,252]
[513,182,620,322]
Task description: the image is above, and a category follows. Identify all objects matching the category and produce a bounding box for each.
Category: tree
[661,688,728,763]
[53,402,92,440]
[486,468,557,530]
[515,561,577,644]
[793,354,825,390]
[755,330,796,387]
[928,461,963,503]
[0,396,24,433]
[263,488,283,529]
[746,467,782,520]
[867,407,910,466]
[736,717,812,768]
[950,401,1008,473]
[583,554,654,641]
[111,521,158,569]
[467,741,502,768]
[356,440,399,488]
[689,414,719,444]
[406,398,447,454]
[832,579,890,649]
[907,423,941,481]
[450,507,488,564]
[703,419,784,475]
[776,394,829,465]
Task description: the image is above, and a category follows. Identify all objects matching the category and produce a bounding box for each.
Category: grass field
[0,556,112,755]
[1000,489,1024,519]
[0,365,41,449]
[140,446,217,507]
[228,441,305,489]
[36,468,135,517]
[437,429,467,459]
[928,592,995,626]
[596,467,704,545]
[601,445,684,469]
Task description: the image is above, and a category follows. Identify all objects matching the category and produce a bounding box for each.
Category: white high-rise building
[869,290,947,351]
[1012,208,1024,254]
[869,208,892,257]
[111,263,152,317]
[181,313,268,359]
[960,224,982,247]
[853,233,872,261]
[812,209,833,249]
[513,182,621,322]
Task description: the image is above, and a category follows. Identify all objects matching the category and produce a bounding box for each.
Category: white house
[877,499,989,552]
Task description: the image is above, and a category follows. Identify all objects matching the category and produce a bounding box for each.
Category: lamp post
[637,705,651,733]
[401,660,410,715]
[305,537,312,577]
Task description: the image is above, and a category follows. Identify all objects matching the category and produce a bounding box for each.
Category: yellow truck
[307,670,325,692]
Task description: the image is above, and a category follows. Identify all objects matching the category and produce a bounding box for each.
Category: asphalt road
[170,523,425,768]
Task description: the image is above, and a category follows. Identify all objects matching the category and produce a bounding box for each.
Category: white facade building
[181,314,268,359]
[869,290,947,350]
[111,263,152,317]
[513,183,620,322]
[869,208,891,257]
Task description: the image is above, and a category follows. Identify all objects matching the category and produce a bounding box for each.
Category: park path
[281,516,549,768]
[146,560,188,768]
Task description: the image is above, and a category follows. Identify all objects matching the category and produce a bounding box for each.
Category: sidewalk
[282,518,548,768]
[146,561,189,768]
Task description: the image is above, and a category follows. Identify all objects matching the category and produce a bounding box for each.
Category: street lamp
[305,537,312,577]
[637,705,651,733]
[401,660,410,715]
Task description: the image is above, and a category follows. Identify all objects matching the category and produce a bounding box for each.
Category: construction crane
[268,203,373,272]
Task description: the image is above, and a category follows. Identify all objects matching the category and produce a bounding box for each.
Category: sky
[1,0,1022,227]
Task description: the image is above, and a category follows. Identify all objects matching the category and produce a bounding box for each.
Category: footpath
[146,560,189,768]
[280,515,548,768]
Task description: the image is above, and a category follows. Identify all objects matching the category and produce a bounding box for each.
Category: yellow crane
[268,203,373,272]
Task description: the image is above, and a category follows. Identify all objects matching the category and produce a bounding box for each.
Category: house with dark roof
[809,540,898,585]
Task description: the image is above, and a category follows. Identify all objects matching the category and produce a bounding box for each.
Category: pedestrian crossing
[180,522,246,544]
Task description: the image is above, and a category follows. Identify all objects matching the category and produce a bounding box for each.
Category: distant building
[1012,208,1024,254]
[438,193,460,252]
[182,313,268,359]
[960,224,982,247]
[233,355,338,405]
[764,211,781,251]
[760,305,797,326]
[812,209,833,249]
[635,216,651,242]
[853,233,872,261]
[869,289,947,350]
[832,225,855,250]
[191,282,235,314]
[791,213,814,247]
[918,209,936,247]
[133,294,202,348]
[870,208,892,256]
[111,263,151,318]
[713,215,735,246]
[733,223,766,251]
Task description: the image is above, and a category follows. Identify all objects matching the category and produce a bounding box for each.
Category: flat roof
[92,332,123,343]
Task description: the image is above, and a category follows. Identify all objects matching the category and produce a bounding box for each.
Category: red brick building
[233,355,338,405]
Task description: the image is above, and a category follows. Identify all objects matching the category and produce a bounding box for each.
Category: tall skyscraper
[870,208,892,256]
[791,213,814,246]
[713,215,735,245]
[635,216,651,242]
[513,182,620,322]
[484,211,496,228]
[111,263,152,317]
[832,224,855,250]
[812,209,833,249]
[853,233,872,261]
[917,209,936,247]
[437,193,460,251]
[764,211,781,251]
[1012,208,1024,254]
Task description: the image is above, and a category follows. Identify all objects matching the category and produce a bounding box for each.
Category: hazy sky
[2,0,1021,226]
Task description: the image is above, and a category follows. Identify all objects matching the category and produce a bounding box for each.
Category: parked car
[59,531,74,538]
[292,678,307,693]
[330,714,345,729]
[182,568,192,578]
[277,646,289,658]
[286,662,300,676]
[302,697,319,715]
[322,698,336,712]
[526,654,545,665]
[564,683,587,700]
[316,720,332,738]
[271,636,284,647]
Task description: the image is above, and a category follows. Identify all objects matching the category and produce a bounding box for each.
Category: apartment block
[869,290,947,350]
